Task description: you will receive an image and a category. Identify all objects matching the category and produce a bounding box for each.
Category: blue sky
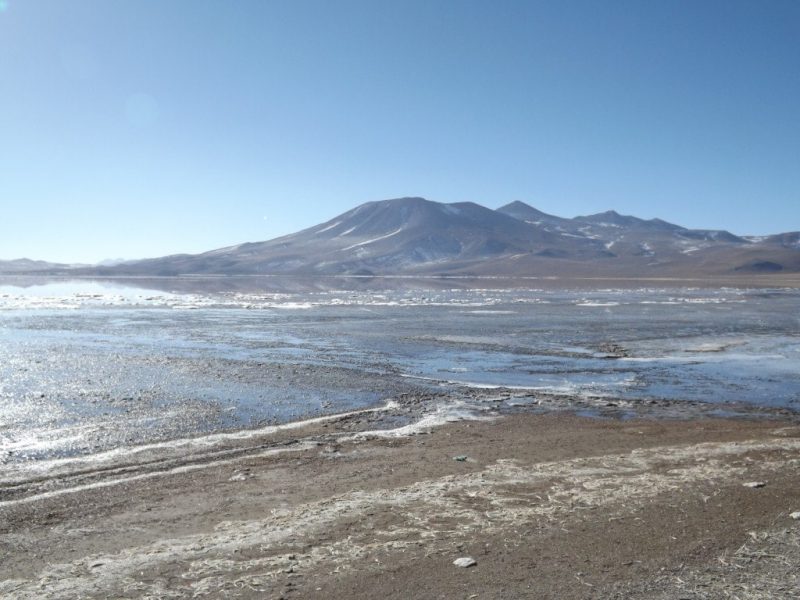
[1,0,798,263]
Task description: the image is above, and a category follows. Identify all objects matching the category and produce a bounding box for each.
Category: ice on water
[1,279,798,466]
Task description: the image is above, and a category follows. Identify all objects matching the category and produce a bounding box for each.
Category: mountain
[498,202,745,247]
[0,258,71,274]
[4,198,799,278]
[95,197,611,277]
[762,232,800,248]
[494,201,788,275]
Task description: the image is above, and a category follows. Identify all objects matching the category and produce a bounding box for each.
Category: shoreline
[2,408,799,598]
[3,386,795,504]
[4,273,800,293]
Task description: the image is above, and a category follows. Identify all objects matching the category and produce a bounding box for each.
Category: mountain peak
[348,196,434,213]
[576,209,643,226]
[500,200,535,211]
[496,201,563,223]
[370,196,431,207]
[584,209,623,219]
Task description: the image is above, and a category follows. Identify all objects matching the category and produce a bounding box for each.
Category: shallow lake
[1,278,799,462]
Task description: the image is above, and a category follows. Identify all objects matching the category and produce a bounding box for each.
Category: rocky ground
[1,410,799,599]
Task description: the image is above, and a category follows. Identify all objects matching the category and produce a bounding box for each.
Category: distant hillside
[0,258,71,274]
[3,198,799,278]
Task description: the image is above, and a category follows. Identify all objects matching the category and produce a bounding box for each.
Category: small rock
[453,557,477,568]
[743,481,767,489]
[790,511,800,520]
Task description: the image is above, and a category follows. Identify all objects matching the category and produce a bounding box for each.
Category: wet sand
[2,409,799,599]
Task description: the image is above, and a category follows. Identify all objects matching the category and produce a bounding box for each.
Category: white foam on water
[575,301,621,307]
[443,380,540,390]
[621,353,786,364]
[271,302,314,310]
[1,399,500,507]
[400,372,631,398]
[1,431,85,456]
[345,400,496,440]
[0,400,401,485]
[0,444,316,509]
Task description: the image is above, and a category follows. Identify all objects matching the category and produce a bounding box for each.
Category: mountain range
[3,197,799,278]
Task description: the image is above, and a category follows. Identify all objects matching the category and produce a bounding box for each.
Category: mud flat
[1,406,799,599]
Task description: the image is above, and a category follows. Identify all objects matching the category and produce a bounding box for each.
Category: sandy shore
[1,409,799,599]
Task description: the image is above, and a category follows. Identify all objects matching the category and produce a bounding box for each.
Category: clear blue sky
[1,0,798,263]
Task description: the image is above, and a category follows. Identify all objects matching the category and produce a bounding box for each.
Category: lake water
[1,278,799,464]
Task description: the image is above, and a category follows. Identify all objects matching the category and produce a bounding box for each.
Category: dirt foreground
[1,411,799,599]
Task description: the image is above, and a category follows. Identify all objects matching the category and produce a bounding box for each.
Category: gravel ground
[2,410,799,599]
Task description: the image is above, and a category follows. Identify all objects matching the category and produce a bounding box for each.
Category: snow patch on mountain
[316,221,341,234]
[340,228,405,252]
